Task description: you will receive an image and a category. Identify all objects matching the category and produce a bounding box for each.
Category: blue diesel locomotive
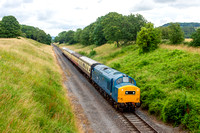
[62,47,141,111]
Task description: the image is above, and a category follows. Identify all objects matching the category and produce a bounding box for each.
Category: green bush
[89,49,96,57]
[174,74,197,90]
[161,92,189,126]
[111,63,121,69]
[168,23,184,44]
[189,28,200,47]
[182,109,200,131]
[78,51,88,56]
[136,23,161,53]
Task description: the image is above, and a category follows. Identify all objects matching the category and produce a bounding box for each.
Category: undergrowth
[70,42,200,132]
[108,45,200,132]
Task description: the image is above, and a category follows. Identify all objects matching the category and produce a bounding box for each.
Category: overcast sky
[0,0,200,36]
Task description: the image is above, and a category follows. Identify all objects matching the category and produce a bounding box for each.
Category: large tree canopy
[21,25,52,45]
[55,12,146,47]
[0,16,21,38]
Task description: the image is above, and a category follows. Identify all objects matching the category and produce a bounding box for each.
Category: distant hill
[161,22,200,38]
[161,22,200,28]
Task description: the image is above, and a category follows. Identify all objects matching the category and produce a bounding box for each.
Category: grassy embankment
[63,42,200,132]
[0,38,78,132]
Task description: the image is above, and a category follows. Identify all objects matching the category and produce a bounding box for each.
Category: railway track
[53,44,159,133]
[121,112,158,133]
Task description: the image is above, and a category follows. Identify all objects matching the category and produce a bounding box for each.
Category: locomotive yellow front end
[118,85,141,108]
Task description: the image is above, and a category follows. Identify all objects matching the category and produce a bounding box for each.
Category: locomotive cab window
[116,77,135,84]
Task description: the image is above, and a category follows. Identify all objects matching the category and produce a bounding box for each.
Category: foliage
[74,28,82,43]
[136,23,161,53]
[189,28,200,47]
[122,14,146,42]
[92,17,107,46]
[0,16,21,38]
[78,49,97,57]
[89,49,96,57]
[161,92,189,126]
[158,27,170,39]
[21,25,51,45]
[168,23,184,44]
[55,12,146,47]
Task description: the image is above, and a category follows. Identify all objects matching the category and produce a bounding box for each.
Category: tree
[21,25,51,45]
[190,28,200,47]
[136,23,161,53]
[65,30,76,44]
[158,26,170,39]
[74,28,82,43]
[169,23,184,44]
[0,16,21,38]
[92,17,107,46]
[121,14,146,42]
[102,12,123,47]
[80,26,91,45]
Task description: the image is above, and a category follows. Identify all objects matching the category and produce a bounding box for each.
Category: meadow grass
[66,43,200,132]
[0,38,78,132]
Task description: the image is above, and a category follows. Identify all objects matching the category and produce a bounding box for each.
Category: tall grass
[0,38,77,132]
[67,42,200,132]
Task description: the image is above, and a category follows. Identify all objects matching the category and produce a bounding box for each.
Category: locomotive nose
[117,85,140,104]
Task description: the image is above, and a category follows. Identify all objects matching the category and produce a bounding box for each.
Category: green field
[0,38,78,132]
[63,43,200,132]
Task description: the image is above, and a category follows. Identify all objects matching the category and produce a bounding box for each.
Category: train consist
[62,47,141,111]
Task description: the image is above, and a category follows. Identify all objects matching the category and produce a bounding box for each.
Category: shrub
[78,51,88,56]
[88,49,96,57]
[189,28,200,47]
[111,63,121,69]
[168,23,184,44]
[136,23,161,53]
[161,92,189,126]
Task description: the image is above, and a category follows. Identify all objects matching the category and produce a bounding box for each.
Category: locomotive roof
[80,56,99,66]
[94,64,125,79]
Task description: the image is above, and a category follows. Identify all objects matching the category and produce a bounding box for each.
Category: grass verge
[0,38,78,132]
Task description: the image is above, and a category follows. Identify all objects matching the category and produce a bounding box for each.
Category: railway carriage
[78,56,100,77]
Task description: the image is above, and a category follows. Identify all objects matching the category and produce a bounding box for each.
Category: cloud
[3,0,33,8]
[97,0,103,3]
[36,10,55,21]
[153,0,176,3]
[130,0,155,12]
[170,0,200,8]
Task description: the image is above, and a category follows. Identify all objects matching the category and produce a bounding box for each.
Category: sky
[0,0,200,36]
